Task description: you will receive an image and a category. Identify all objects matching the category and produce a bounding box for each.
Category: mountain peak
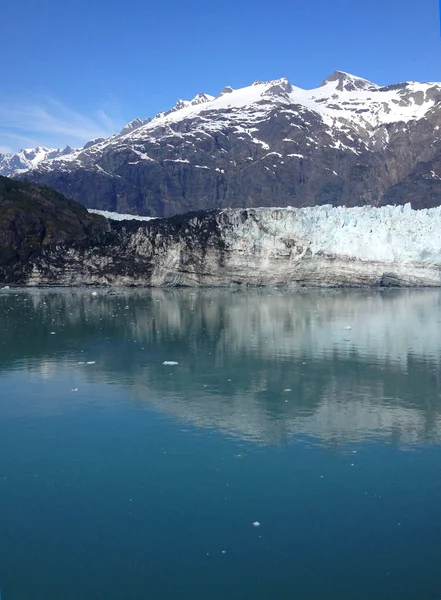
[173,99,190,111]
[83,137,106,150]
[153,99,190,120]
[119,118,145,136]
[263,77,293,98]
[217,86,234,98]
[320,70,378,92]
[190,92,214,106]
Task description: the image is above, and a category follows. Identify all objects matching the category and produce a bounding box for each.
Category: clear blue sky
[1,0,440,152]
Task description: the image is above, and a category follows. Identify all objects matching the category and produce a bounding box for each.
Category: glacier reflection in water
[1,287,441,446]
[1,288,441,600]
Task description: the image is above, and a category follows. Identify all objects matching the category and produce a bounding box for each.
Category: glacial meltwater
[0,288,440,600]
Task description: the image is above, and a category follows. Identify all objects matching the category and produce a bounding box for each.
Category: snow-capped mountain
[0,146,74,177]
[4,70,441,216]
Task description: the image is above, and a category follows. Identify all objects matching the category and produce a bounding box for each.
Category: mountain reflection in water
[1,287,440,447]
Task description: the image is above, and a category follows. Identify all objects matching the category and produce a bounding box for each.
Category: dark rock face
[28,210,228,287]
[0,177,108,283]
[380,153,441,208]
[3,72,441,216]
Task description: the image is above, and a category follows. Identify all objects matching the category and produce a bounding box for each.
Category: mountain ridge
[2,70,441,216]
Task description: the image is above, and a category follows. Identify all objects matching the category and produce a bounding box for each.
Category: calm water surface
[0,288,440,600]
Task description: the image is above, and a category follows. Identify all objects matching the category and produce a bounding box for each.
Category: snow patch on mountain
[88,209,156,221]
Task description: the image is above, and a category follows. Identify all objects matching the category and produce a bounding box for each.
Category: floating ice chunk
[86,361,96,365]
[284,388,292,392]
[50,332,56,335]
[163,361,178,365]
[253,521,261,527]
[71,388,78,392]
[2,286,10,290]
[221,550,226,554]
[91,291,98,296]
[77,361,85,365]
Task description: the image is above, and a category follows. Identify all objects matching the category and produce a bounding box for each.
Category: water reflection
[1,288,441,446]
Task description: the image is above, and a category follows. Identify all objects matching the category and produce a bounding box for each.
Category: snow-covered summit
[190,92,215,105]
[119,118,146,136]
[4,71,441,179]
[4,70,441,217]
[320,70,379,92]
[0,146,74,177]
[81,71,441,153]
[153,91,214,120]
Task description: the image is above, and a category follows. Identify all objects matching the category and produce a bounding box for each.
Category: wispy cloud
[0,145,14,154]
[0,96,125,153]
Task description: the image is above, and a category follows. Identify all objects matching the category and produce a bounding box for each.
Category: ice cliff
[18,204,441,287]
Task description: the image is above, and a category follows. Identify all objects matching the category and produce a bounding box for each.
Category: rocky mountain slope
[2,176,441,287]
[3,71,441,216]
[0,176,107,282]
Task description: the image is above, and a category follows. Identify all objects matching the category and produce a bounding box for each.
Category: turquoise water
[0,288,441,600]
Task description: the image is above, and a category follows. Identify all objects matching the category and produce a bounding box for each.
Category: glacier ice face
[222,204,441,264]
[16,204,441,288]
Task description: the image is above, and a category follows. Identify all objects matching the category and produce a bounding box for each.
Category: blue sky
[1,0,440,153]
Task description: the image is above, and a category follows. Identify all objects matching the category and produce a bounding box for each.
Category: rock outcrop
[0,176,108,283]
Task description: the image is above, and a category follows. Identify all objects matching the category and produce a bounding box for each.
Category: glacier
[18,203,441,287]
[225,203,441,264]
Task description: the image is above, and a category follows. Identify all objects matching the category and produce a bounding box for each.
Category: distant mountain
[0,146,74,177]
[3,71,441,216]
